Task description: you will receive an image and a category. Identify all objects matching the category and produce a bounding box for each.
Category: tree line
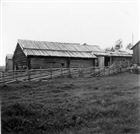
[105,39,133,52]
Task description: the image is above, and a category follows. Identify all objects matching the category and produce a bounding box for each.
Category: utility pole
[132,33,134,46]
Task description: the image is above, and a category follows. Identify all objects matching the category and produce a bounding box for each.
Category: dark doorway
[104,57,110,66]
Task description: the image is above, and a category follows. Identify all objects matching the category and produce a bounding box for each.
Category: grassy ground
[0,72,140,134]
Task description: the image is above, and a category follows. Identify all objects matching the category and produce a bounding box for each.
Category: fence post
[50,66,52,79]
[69,67,71,78]
[81,66,83,77]
[13,70,15,79]
[79,66,81,77]
[108,67,110,75]
[120,65,122,73]
[14,70,17,82]
[61,67,63,78]
[27,69,30,81]
[40,66,42,82]
[112,66,115,74]
[99,67,100,76]
[2,72,5,84]
[104,66,105,76]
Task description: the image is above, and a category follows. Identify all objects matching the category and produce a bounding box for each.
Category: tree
[110,46,115,52]
[105,46,115,52]
[115,39,123,50]
[126,43,133,50]
[105,47,111,51]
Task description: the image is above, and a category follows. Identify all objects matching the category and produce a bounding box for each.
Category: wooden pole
[108,67,110,75]
[40,66,42,82]
[27,69,30,81]
[132,33,134,46]
[99,67,100,76]
[79,65,81,77]
[2,72,5,83]
[50,66,52,79]
[104,66,105,76]
[69,67,71,77]
[13,70,14,79]
[61,67,63,78]
[15,70,17,81]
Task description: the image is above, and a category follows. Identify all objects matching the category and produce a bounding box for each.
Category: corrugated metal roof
[17,39,132,58]
[24,49,96,58]
[18,39,97,58]
[109,51,132,57]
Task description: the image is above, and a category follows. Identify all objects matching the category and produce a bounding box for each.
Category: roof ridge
[18,39,80,45]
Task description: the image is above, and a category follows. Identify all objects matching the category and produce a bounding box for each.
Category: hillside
[1,72,140,134]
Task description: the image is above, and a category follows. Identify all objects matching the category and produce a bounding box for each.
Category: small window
[61,63,65,66]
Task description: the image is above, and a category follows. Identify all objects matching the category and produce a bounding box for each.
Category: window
[61,63,65,66]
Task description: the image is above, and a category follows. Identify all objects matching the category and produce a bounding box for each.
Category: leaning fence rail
[0,63,127,84]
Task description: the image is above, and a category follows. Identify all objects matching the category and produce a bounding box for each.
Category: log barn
[131,41,140,65]
[13,39,133,70]
[13,39,99,70]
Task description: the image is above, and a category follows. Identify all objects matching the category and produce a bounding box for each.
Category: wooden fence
[0,63,127,84]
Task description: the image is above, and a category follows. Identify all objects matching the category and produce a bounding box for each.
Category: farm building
[131,41,140,65]
[108,50,133,67]
[13,39,132,70]
[13,39,98,70]
[5,54,13,71]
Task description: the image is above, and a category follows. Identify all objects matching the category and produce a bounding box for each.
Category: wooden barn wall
[112,56,132,67]
[13,44,28,70]
[30,57,68,69]
[30,57,95,69]
[70,58,95,68]
[133,43,140,65]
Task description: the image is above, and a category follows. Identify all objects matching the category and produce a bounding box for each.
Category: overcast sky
[1,1,139,66]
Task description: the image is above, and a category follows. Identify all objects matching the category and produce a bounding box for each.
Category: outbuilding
[109,50,133,67]
[13,39,98,70]
[131,41,140,65]
[5,54,13,71]
[13,39,133,70]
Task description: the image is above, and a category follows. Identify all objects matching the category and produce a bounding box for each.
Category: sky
[1,1,139,66]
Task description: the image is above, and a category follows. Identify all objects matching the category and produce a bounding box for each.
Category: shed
[13,39,97,70]
[85,45,132,67]
[5,54,13,71]
[109,50,133,67]
[131,41,140,65]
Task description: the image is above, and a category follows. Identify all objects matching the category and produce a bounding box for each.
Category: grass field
[1,72,140,134]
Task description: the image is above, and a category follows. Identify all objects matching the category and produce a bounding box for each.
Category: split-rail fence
[0,63,128,84]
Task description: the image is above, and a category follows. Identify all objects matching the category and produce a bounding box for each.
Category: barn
[131,41,140,65]
[13,39,98,70]
[5,54,13,71]
[13,39,133,70]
